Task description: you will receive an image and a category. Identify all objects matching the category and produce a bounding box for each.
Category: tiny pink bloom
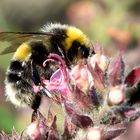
[42,53,73,100]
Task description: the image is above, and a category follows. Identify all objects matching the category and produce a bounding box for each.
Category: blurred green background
[0,0,140,133]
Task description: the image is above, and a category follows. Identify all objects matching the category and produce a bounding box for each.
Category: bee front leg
[31,61,41,86]
[30,61,42,121]
[31,61,52,98]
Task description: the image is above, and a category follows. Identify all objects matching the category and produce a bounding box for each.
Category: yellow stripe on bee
[14,43,31,61]
[64,26,88,50]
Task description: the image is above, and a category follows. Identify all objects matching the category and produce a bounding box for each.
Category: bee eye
[81,45,89,58]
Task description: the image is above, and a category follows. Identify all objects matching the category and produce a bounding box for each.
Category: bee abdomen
[5,60,34,107]
[6,60,23,83]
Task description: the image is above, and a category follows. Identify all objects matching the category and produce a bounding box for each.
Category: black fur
[9,60,23,71]
[7,72,21,83]
[67,41,79,62]
[30,40,49,65]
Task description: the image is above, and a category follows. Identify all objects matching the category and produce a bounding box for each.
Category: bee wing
[0,32,54,54]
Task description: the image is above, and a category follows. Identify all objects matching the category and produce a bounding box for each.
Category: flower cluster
[1,43,140,140]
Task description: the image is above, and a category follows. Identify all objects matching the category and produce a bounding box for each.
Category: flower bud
[90,54,109,72]
[108,86,125,106]
[86,127,102,140]
[70,62,93,93]
[24,121,47,140]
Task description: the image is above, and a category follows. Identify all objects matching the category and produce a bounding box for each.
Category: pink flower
[42,53,73,100]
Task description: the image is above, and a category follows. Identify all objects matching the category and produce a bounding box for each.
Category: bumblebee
[0,23,93,112]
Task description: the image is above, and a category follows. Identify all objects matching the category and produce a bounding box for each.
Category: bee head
[42,23,92,64]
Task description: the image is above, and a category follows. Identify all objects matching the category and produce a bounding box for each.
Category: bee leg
[30,59,42,121]
[31,93,41,122]
[31,60,52,97]
[31,92,42,111]
[30,61,52,121]
[31,61,52,98]
[31,61,41,86]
